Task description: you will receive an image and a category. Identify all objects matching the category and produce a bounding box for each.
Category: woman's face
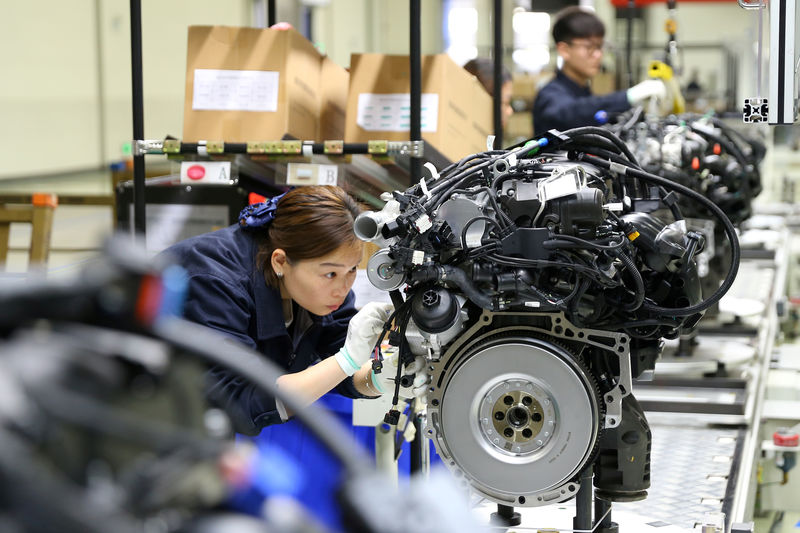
[274,241,363,317]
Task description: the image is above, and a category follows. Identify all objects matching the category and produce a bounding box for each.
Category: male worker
[533,6,666,134]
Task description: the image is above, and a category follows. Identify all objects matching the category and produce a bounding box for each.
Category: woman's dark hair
[257,186,362,287]
[552,7,605,44]
[463,58,512,96]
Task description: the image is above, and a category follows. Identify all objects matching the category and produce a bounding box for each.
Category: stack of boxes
[182,26,494,163]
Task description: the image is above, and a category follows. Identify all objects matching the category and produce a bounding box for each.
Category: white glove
[334,302,394,376]
[371,353,429,402]
[626,79,667,105]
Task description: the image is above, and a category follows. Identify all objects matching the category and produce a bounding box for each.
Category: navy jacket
[163,224,363,435]
[533,70,631,135]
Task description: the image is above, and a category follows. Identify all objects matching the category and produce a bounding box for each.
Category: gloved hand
[371,353,429,402]
[334,302,394,376]
[626,79,668,106]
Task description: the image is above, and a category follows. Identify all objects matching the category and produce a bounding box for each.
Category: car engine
[356,127,740,510]
[607,112,765,324]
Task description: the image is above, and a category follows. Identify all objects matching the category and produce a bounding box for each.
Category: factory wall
[0,0,250,180]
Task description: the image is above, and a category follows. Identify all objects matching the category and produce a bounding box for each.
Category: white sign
[356,93,439,132]
[286,163,338,186]
[180,161,232,184]
[192,69,279,112]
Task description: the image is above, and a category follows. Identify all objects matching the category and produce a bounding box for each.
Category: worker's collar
[252,268,331,341]
[557,69,591,91]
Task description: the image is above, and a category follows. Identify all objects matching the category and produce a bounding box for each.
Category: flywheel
[427,334,602,506]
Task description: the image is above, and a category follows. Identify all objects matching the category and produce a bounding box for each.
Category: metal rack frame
[127,0,505,235]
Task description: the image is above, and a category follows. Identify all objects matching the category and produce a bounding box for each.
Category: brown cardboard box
[345,53,492,163]
[591,72,617,96]
[183,26,344,142]
[358,241,381,270]
[319,56,349,141]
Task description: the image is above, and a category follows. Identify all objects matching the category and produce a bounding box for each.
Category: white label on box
[192,69,279,112]
[180,161,232,184]
[286,163,338,186]
[356,93,438,132]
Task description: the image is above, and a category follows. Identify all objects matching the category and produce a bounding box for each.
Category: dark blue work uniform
[533,70,630,135]
[163,224,363,436]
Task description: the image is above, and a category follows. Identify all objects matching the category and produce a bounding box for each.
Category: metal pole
[573,469,593,530]
[130,0,145,235]
[595,496,614,530]
[626,0,635,88]
[410,413,423,473]
[409,0,422,183]
[493,0,503,148]
[268,0,276,27]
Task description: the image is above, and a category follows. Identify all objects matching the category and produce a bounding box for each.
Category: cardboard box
[591,72,617,96]
[345,53,493,163]
[182,26,347,142]
[319,56,349,141]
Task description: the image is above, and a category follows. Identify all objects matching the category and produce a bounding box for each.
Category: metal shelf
[133,139,424,158]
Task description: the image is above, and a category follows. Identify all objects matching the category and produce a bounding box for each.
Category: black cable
[566,134,638,165]
[543,234,627,251]
[580,153,739,317]
[615,251,646,311]
[688,123,750,169]
[558,126,641,166]
[571,144,637,168]
[489,253,614,281]
[460,216,502,250]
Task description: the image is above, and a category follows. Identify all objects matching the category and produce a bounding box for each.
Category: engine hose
[557,126,641,167]
[573,146,649,200]
[410,265,495,311]
[426,164,491,210]
[616,251,646,311]
[684,114,761,165]
[604,318,681,330]
[564,134,628,157]
[427,141,545,211]
[688,125,750,169]
[712,118,766,164]
[657,185,685,221]
[573,145,635,168]
[577,153,739,317]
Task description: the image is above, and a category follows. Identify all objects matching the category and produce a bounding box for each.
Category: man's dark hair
[552,7,605,44]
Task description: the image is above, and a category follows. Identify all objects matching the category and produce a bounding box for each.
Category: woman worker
[163,185,394,436]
